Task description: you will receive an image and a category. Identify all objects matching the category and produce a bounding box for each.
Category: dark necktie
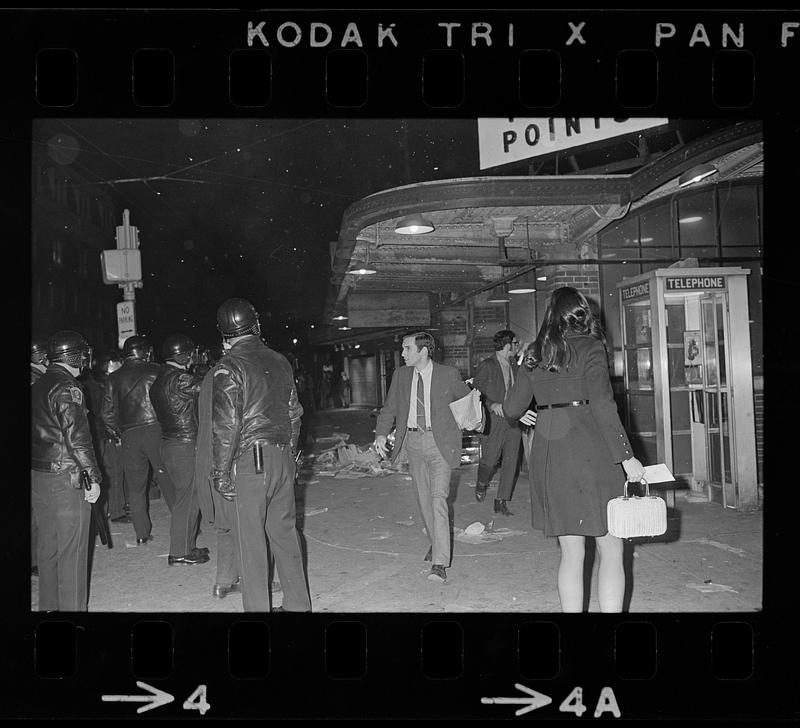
[416,373,426,431]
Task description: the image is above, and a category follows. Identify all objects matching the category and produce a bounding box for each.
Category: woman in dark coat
[504,287,645,612]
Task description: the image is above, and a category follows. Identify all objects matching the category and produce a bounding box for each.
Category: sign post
[102,209,143,350]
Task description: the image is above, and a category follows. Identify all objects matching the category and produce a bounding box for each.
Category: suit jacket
[473,354,519,424]
[375,361,470,469]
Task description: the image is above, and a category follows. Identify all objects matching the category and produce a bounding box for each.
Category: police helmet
[122,335,153,361]
[31,337,49,365]
[216,298,260,339]
[48,330,91,370]
[100,351,124,375]
[162,333,196,364]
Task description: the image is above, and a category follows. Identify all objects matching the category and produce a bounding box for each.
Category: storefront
[315,120,763,509]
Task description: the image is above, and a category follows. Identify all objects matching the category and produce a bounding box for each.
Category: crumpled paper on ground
[454,521,527,543]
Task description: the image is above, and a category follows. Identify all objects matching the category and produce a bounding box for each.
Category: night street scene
[30,117,764,613]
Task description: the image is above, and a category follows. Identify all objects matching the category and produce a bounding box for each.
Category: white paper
[643,463,675,483]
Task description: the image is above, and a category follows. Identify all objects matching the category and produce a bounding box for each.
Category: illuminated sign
[478,117,669,169]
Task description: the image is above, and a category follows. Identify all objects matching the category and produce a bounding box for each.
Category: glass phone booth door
[618,267,757,511]
[700,293,736,507]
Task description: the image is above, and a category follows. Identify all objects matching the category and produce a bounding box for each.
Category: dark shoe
[493,499,514,516]
[168,552,209,566]
[423,547,432,562]
[271,606,285,613]
[475,483,488,502]
[191,547,210,557]
[427,565,447,582]
[31,566,38,577]
[136,536,153,545]
[212,582,241,599]
[110,514,131,523]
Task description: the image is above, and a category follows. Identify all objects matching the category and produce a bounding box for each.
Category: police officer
[31,331,102,611]
[101,335,175,544]
[150,334,209,566]
[30,337,49,577]
[84,352,129,523]
[31,337,48,384]
[212,298,310,612]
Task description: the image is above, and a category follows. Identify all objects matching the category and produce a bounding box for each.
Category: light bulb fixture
[346,260,377,275]
[508,285,536,294]
[678,162,718,188]
[332,314,348,321]
[394,213,435,235]
[536,275,547,281]
[508,271,536,294]
[338,325,352,331]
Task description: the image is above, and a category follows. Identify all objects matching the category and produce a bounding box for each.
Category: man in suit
[374,332,469,583]
[473,329,522,516]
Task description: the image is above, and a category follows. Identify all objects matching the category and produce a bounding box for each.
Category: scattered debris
[684,538,748,556]
[395,517,416,527]
[304,507,329,516]
[368,531,393,540]
[687,581,739,594]
[454,524,527,543]
[310,441,405,478]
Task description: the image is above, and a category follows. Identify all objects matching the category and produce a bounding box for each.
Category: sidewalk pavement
[31,406,763,613]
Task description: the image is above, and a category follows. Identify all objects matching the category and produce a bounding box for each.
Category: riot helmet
[216,298,260,339]
[31,337,49,365]
[100,351,124,375]
[48,330,91,371]
[122,335,153,361]
[162,333,196,366]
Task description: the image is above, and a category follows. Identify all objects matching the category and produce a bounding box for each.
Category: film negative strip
[6,7,799,721]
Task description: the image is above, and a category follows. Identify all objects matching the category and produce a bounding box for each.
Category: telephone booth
[617,267,757,511]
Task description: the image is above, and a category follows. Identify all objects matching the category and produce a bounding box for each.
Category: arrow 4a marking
[481,683,553,716]
[101,681,175,714]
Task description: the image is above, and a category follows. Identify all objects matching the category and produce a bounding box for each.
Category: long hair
[531,287,605,372]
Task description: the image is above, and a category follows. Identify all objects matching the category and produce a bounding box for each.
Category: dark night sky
[34,118,481,351]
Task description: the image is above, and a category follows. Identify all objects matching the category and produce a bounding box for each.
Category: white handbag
[606,480,667,538]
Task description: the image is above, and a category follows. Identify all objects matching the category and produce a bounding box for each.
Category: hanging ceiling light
[508,271,536,294]
[678,162,718,188]
[394,213,435,235]
[487,284,510,303]
[346,260,377,275]
[332,314,348,321]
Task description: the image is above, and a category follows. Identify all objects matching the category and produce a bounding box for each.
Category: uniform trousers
[404,429,452,567]
[476,412,522,500]
[121,423,175,540]
[214,495,241,588]
[99,438,126,519]
[231,443,311,612]
[31,470,91,611]
[161,439,201,557]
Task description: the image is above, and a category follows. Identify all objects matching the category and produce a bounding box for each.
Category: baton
[81,470,110,547]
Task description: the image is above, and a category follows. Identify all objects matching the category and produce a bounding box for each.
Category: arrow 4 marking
[102,680,175,714]
[481,683,553,716]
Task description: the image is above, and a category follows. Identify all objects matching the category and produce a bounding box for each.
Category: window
[598,182,762,379]
[718,184,759,246]
[639,203,671,247]
[676,190,715,249]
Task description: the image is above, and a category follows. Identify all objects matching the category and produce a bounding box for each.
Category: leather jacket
[150,363,202,442]
[101,358,163,437]
[212,337,303,479]
[31,364,102,483]
[30,363,46,385]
